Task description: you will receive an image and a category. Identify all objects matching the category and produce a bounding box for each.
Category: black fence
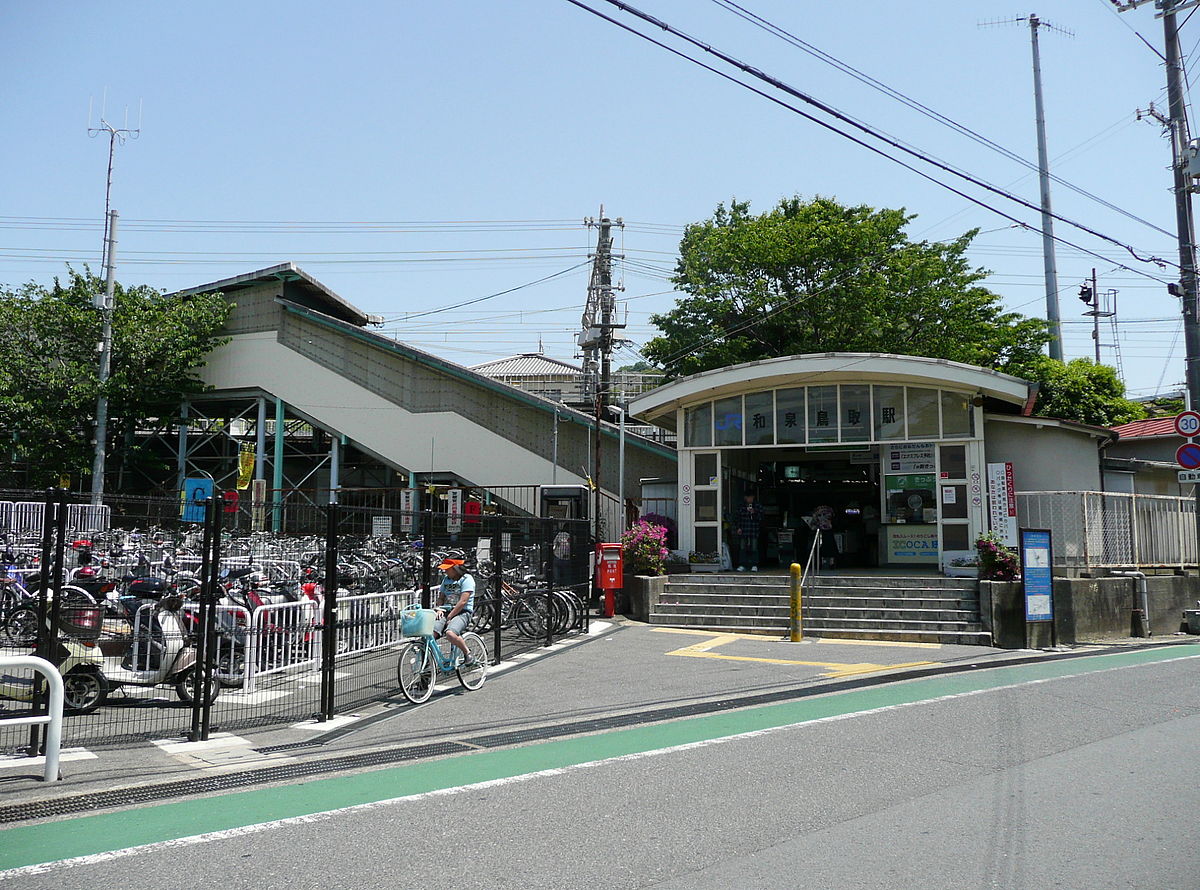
[0,489,593,754]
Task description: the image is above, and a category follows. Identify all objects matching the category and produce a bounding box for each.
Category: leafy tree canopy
[642,196,1144,426]
[1007,356,1147,427]
[0,269,230,488]
[643,196,1050,379]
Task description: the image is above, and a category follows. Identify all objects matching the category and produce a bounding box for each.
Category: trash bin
[1184,610,1200,635]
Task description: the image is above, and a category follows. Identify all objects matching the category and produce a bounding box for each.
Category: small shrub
[976,531,1019,581]
[621,520,670,576]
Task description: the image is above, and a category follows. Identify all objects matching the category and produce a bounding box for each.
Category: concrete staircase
[651,573,990,646]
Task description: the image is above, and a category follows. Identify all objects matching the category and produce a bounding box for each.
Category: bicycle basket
[400,607,435,637]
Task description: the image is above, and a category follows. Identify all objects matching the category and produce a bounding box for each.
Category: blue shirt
[438,573,475,613]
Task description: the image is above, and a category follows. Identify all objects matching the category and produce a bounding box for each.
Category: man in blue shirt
[434,558,477,666]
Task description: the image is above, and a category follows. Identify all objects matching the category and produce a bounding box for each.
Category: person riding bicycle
[433,558,477,667]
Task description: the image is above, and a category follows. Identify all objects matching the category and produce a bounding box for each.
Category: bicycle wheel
[396,639,436,704]
[456,632,488,691]
[512,595,547,639]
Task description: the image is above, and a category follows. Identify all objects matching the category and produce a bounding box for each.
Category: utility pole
[1115,0,1200,566]
[1029,14,1064,361]
[578,208,625,541]
[91,211,118,505]
[982,15,1072,360]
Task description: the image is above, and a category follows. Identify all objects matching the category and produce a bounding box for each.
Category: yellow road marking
[811,638,943,650]
[655,629,940,677]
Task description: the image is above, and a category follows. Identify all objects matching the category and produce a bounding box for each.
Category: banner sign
[885,443,936,474]
[237,443,255,491]
[1020,528,1054,621]
[447,488,463,534]
[400,489,416,533]
[987,462,1018,546]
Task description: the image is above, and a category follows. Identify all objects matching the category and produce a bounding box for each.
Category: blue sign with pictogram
[1177,442,1200,470]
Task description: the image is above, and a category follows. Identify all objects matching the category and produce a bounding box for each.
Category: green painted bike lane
[2,644,1197,873]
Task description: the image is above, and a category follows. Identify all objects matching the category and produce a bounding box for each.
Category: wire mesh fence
[1016,490,1197,568]
[1,489,593,754]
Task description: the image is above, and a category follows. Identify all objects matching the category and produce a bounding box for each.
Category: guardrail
[0,655,63,782]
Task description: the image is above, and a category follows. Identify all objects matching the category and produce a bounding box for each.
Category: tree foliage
[0,270,231,488]
[642,196,1145,426]
[1010,356,1146,427]
[643,196,1051,379]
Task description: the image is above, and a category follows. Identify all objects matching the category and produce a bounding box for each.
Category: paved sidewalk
[2,619,1196,816]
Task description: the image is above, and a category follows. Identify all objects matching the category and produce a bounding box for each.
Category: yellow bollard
[789,562,803,642]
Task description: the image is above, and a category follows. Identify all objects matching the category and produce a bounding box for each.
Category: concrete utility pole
[578,208,625,540]
[1114,0,1200,565]
[1028,14,1064,361]
[90,210,118,505]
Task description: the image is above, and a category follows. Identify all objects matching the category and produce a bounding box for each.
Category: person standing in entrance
[734,491,764,572]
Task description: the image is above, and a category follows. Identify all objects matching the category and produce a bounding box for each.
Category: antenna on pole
[980,14,1073,362]
[88,91,141,272]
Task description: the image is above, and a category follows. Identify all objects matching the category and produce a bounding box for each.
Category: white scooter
[0,602,109,713]
[93,590,220,706]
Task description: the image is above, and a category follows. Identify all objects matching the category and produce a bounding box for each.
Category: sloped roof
[471,353,583,377]
[1111,417,1179,439]
[174,262,381,328]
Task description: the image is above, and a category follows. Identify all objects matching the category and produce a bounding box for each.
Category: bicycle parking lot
[0,489,592,754]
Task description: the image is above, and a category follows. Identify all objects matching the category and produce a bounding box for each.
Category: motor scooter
[0,603,109,713]
[92,592,220,706]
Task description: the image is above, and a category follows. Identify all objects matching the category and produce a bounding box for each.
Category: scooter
[92,592,220,706]
[0,603,109,713]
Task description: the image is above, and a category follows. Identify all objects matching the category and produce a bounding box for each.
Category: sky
[1,0,1193,398]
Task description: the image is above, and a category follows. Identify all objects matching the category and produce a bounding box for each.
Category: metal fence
[1,489,594,755]
[1016,490,1197,568]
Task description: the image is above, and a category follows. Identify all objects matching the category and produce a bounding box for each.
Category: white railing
[245,599,321,692]
[1016,491,1197,568]
[0,655,63,782]
[335,590,416,660]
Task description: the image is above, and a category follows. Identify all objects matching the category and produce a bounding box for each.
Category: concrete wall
[984,574,1199,647]
[984,418,1102,492]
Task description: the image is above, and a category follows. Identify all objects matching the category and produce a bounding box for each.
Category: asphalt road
[3,643,1197,889]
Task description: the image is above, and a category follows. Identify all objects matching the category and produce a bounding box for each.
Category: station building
[627,353,1116,572]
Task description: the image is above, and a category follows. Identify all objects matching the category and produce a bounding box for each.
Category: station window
[840,384,871,442]
[806,385,838,443]
[684,403,712,448]
[940,391,973,438]
[744,391,774,445]
[906,387,940,439]
[713,396,744,447]
[874,385,906,440]
[775,388,806,445]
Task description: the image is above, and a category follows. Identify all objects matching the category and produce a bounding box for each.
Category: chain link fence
[1016,491,1197,568]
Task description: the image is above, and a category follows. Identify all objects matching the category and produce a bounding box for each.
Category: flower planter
[689,562,722,573]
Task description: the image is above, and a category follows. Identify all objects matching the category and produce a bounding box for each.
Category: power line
[710,0,1176,241]
[562,0,1175,286]
[383,262,592,322]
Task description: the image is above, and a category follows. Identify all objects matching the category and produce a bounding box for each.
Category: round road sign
[1177,442,1200,470]
[1174,411,1200,438]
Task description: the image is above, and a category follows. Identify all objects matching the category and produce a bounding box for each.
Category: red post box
[595,543,624,618]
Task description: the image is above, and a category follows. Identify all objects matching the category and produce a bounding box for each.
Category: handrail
[799,529,822,587]
[0,655,63,782]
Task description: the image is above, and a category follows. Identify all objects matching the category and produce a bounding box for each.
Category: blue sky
[1,0,1190,397]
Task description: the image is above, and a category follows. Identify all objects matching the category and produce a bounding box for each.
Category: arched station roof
[628,353,1035,428]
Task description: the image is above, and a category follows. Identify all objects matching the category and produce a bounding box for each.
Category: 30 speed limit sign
[1175,411,1200,439]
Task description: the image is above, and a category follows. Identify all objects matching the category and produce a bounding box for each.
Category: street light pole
[91,210,118,505]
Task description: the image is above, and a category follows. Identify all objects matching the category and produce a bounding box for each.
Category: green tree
[642,196,1050,378]
[0,270,230,489]
[1010,356,1147,427]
